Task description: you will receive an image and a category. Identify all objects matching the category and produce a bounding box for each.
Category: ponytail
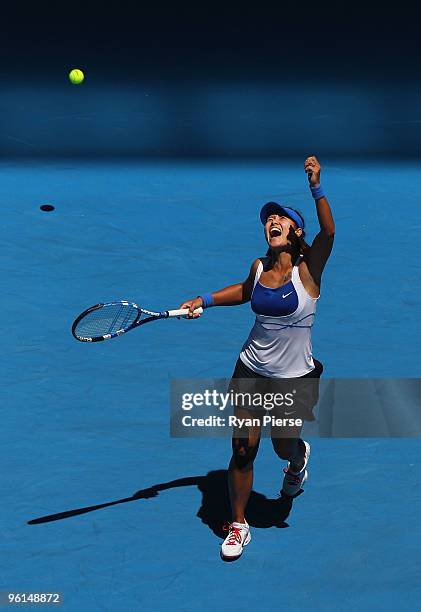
[297,231,311,256]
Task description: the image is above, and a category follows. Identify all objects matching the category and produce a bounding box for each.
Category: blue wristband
[199,293,214,308]
[310,183,325,200]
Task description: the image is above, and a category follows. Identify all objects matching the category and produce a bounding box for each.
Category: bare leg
[272,438,305,471]
[228,450,256,523]
[271,422,305,472]
[228,412,261,523]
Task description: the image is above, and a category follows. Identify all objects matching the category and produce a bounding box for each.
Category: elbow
[322,224,335,239]
[241,284,252,304]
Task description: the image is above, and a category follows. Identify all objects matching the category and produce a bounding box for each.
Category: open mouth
[269,226,282,238]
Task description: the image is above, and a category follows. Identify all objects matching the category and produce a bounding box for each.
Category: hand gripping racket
[71,301,203,342]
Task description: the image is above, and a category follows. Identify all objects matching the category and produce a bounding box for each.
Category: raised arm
[179,259,260,318]
[303,155,335,287]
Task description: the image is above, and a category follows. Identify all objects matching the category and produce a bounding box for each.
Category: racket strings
[75,303,139,338]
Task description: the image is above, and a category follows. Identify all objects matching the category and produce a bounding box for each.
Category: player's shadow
[195,470,293,537]
[27,470,295,537]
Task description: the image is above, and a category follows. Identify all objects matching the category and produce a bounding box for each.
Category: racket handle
[166,307,204,318]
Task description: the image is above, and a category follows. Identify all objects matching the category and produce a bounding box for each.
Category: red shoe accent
[222,523,243,545]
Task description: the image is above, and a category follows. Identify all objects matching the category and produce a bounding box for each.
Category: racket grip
[167,307,204,318]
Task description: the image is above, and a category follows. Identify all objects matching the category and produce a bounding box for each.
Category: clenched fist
[304,155,321,186]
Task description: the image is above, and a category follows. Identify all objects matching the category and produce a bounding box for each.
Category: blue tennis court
[2,158,421,609]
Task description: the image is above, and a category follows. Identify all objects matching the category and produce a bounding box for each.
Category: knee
[231,438,260,469]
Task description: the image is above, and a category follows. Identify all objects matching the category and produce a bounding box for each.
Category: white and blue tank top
[240,257,319,377]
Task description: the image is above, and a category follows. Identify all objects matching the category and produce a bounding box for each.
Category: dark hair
[265,208,310,257]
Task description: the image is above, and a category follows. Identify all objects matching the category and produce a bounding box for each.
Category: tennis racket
[71,301,203,342]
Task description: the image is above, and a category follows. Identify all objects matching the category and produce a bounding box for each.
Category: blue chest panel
[251,280,299,317]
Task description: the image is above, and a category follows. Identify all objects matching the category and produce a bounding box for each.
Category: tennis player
[180,156,334,560]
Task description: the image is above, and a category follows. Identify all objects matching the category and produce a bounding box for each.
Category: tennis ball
[69,69,84,85]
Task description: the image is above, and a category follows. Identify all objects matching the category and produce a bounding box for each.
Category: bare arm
[179,259,260,317]
[212,258,260,306]
[303,156,335,287]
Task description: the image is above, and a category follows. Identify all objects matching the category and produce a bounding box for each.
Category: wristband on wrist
[310,183,325,200]
[198,293,214,308]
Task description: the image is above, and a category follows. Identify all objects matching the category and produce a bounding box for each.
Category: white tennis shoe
[281,440,311,497]
[221,520,251,560]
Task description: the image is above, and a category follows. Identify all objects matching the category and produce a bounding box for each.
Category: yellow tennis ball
[69,69,84,85]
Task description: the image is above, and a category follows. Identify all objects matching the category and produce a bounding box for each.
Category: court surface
[2,159,421,610]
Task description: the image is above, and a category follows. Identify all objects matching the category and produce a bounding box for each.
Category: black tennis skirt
[228,357,324,421]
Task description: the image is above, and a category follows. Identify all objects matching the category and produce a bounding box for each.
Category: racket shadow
[27,470,295,537]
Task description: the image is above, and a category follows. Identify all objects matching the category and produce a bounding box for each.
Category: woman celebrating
[180,156,335,560]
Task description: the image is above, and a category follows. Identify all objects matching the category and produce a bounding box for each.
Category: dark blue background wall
[2,3,420,158]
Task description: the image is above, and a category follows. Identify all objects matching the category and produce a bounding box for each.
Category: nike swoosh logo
[284,411,296,416]
[282,291,293,298]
